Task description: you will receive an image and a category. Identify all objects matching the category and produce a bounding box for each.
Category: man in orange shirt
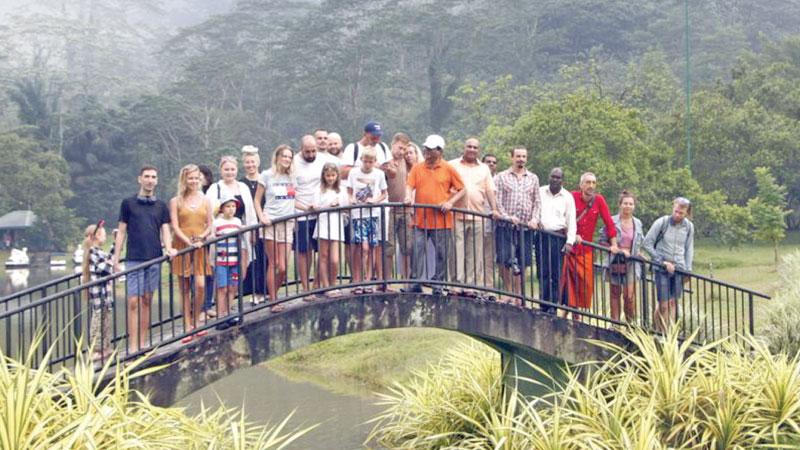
[404,135,466,295]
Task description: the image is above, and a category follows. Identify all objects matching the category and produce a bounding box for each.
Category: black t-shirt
[240,176,264,208]
[118,196,170,261]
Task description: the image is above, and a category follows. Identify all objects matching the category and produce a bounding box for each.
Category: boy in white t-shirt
[347,147,388,293]
[212,195,248,330]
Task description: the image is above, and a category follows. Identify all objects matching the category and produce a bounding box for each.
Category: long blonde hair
[81,223,105,299]
[271,144,293,175]
[176,164,200,205]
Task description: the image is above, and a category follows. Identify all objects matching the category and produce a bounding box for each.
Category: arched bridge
[0,204,769,405]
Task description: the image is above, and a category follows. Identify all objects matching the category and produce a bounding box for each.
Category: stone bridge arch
[129,293,628,406]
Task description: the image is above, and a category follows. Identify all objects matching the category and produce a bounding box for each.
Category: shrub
[763,251,800,356]
[371,327,800,449]
[0,335,314,449]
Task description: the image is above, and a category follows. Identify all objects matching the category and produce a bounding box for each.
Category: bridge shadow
[127,291,629,406]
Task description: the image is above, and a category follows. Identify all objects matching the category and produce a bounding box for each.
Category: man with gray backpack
[642,197,695,333]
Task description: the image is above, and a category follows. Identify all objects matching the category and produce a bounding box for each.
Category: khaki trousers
[449,219,485,286]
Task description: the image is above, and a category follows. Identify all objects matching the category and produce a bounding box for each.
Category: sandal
[270,304,285,313]
[195,329,208,338]
[181,335,193,344]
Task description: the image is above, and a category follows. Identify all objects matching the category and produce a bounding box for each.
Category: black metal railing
[0,203,770,370]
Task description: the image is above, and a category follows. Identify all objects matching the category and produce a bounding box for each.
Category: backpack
[653,215,693,251]
[352,141,389,164]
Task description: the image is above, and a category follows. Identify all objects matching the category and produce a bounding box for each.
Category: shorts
[215,265,240,288]
[292,219,318,252]
[343,216,352,244]
[655,270,683,302]
[263,221,294,243]
[495,224,535,268]
[126,260,161,297]
[351,217,380,246]
[608,261,638,286]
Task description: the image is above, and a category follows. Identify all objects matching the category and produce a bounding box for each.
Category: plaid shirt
[88,247,113,310]
[494,169,541,225]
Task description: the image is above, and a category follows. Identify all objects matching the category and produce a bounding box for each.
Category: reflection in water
[6,269,30,290]
[178,365,384,450]
[0,265,81,297]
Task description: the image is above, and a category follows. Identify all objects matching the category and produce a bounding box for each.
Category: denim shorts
[126,260,161,297]
[351,217,380,246]
[655,270,683,302]
[292,219,318,252]
[495,224,535,268]
[215,265,239,288]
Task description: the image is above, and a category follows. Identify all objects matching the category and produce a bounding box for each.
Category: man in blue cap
[342,121,390,168]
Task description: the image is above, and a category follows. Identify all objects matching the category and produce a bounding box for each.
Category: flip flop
[270,304,285,313]
[181,335,193,344]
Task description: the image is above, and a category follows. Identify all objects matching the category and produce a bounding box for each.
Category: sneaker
[432,288,445,296]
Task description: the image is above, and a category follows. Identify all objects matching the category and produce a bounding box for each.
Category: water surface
[178,365,384,450]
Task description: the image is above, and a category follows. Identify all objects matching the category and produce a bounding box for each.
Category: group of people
[81,121,694,357]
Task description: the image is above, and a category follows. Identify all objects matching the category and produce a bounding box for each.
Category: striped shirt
[213,217,242,266]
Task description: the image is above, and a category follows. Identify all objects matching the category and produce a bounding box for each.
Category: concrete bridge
[127,291,627,406]
[0,205,769,406]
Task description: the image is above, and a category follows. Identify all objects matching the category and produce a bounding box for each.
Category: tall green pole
[684,0,692,173]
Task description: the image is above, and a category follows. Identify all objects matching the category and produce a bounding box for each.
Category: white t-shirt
[342,142,389,167]
[347,167,387,219]
[292,153,342,220]
[257,169,295,219]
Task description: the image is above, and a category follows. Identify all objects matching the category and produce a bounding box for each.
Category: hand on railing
[440,200,454,212]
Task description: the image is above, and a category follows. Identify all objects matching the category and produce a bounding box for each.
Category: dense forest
[1,0,799,249]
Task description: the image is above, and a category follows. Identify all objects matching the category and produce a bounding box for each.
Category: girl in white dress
[312,163,348,295]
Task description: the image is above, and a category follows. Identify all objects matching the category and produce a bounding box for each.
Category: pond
[178,364,384,450]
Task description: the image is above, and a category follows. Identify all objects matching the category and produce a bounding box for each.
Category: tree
[0,131,81,250]
[748,167,791,263]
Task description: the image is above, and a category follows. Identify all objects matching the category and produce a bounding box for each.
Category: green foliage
[0,131,80,250]
[0,334,314,449]
[748,167,792,262]
[368,341,501,449]
[764,251,800,356]
[703,197,753,249]
[496,92,699,226]
[372,327,800,449]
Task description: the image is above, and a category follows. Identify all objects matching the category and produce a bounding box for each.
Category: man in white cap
[404,134,465,295]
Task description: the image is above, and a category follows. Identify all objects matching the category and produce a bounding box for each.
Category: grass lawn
[265,234,800,393]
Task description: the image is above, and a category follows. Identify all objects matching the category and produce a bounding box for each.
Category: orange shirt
[407,160,465,229]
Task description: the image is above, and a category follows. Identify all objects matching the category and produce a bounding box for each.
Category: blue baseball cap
[364,121,383,137]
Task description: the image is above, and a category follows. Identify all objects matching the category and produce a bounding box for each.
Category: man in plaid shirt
[494,147,541,302]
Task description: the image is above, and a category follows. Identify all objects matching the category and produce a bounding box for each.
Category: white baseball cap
[422,134,445,150]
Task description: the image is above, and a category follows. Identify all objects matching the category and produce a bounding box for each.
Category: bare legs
[126,293,151,353]
[317,239,340,290]
[265,239,288,301]
[655,299,677,333]
[179,275,205,332]
[610,283,636,323]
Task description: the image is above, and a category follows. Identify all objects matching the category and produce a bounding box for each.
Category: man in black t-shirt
[112,165,176,353]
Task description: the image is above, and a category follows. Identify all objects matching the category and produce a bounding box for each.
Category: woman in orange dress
[170,164,213,340]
